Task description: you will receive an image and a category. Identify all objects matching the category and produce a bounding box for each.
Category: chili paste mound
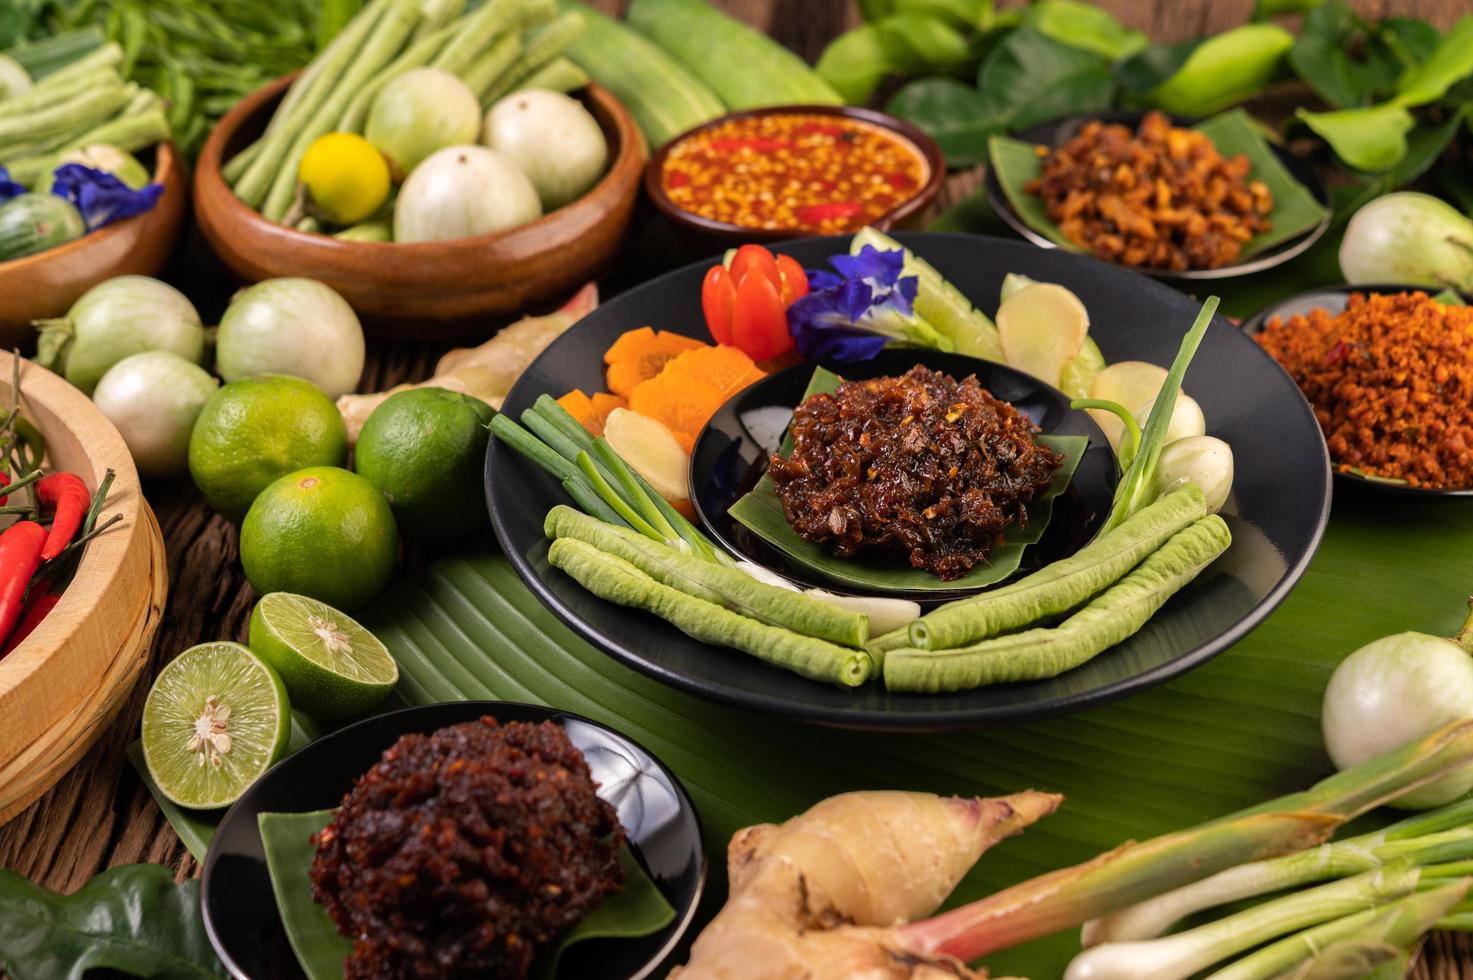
[767,365,1064,581]
[309,716,625,980]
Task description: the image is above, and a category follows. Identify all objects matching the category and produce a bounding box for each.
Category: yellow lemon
[298,132,390,226]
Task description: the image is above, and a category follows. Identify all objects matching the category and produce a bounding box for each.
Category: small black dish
[984,109,1332,281]
[690,348,1117,602]
[1241,282,1473,499]
[200,701,706,980]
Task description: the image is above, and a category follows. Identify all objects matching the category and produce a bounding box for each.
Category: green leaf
[1289,1,1380,109]
[1023,0,1147,60]
[350,480,1473,979]
[1253,0,1323,16]
[1113,39,1199,96]
[974,27,1115,132]
[886,76,996,167]
[1146,23,1295,115]
[259,810,675,980]
[817,24,920,105]
[726,366,1086,595]
[876,12,974,73]
[0,866,224,980]
[1297,103,1417,173]
[1433,288,1466,306]
[1334,105,1471,227]
[1391,16,1473,107]
[988,109,1330,261]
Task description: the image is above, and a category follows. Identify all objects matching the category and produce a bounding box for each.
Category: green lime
[188,374,348,522]
[141,641,291,810]
[240,466,398,611]
[353,388,494,540]
[248,592,398,719]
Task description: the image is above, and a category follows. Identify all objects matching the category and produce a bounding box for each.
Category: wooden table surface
[3,1,1470,977]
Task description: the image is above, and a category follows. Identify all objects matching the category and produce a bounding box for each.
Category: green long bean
[480,9,584,104]
[467,34,523,103]
[548,537,872,687]
[908,484,1208,651]
[546,505,868,648]
[336,19,460,133]
[511,55,587,94]
[887,514,1230,693]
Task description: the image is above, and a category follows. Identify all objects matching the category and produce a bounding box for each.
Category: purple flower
[0,167,24,203]
[786,246,921,362]
[49,164,163,230]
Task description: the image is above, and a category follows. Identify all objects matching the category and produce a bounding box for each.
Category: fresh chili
[35,472,90,561]
[660,111,928,234]
[0,521,47,645]
[2,583,57,655]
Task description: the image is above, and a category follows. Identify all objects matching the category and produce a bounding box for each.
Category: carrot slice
[628,374,726,453]
[605,327,707,398]
[590,392,627,432]
[660,345,767,398]
[557,389,603,436]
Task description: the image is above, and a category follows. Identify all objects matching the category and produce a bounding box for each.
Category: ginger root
[671,790,1060,980]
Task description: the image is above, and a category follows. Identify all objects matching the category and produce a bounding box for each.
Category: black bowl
[200,701,706,980]
[1241,282,1473,498]
[690,348,1117,601]
[486,232,1331,730]
[984,110,1332,281]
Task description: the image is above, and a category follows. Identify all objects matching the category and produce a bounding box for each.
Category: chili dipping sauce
[659,111,928,234]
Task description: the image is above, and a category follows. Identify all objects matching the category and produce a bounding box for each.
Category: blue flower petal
[792,323,890,363]
[49,164,163,231]
[0,166,24,203]
[785,246,925,363]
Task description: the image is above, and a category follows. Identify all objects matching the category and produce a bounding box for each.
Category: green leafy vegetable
[1335,105,1471,225]
[0,865,224,980]
[1021,0,1146,60]
[1296,103,1416,173]
[989,109,1330,262]
[1390,16,1473,107]
[259,809,675,980]
[884,77,993,166]
[1113,38,1197,96]
[727,365,1086,595]
[1145,23,1294,115]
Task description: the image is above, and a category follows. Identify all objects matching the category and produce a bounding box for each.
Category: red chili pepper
[700,245,809,361]
[2,582,57,655]
[36,472,90,561]
[0,521,47,646]
[0,472,9,507]
[708,137,790,153]
[796,202,864,226]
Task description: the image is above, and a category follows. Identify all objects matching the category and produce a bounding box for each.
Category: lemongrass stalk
[591,438,680,545]
[1206,879,1471,980]
[489,414,578,483]
[896,720,1473,962]
[1064,863,1422,980]
[576,452,659,541]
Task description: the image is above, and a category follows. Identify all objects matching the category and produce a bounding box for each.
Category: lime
[188,374,348,522]
[141,642,291,810]
[353,388,494,540]
[240,466,398,611]
[248,592,398,719]
[298,132,390,225]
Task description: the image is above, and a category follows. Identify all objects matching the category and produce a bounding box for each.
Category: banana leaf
[988,108,1329,262]
[726,365,1088,594]
[257,810,675,980]
[353,486,1473,978]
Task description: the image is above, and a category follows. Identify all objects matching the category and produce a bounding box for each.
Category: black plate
[690,348,1117,601]
[486,232,1331,730]
[1241,282,1473,498]
[200,701,706,980]
[984,110,1332,281]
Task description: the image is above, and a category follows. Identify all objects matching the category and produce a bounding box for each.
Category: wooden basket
[0,354,165,817]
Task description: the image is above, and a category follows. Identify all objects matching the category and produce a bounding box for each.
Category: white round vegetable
[1322,618,1473,809]
[1128,393,1206,451]
[1154,436,1233,514]
[1339,192,1473,292]
[35,275,204,395]
[215,278,365,398]
[394,145,542,243]
[365,68,481,177]
[93,351,219,479]
[482,89,608,210]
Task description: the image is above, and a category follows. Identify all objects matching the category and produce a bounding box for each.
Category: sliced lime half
[248,592,398,720]
[142,642,291,810]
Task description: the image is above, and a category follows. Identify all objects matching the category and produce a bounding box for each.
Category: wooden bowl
[0,353,163,813]
[644,104,946,252]
[195,75,647,339]
[0,143,188,348]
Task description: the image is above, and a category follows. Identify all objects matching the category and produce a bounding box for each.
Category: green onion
[576,451,660,541]
[489,414,577,483]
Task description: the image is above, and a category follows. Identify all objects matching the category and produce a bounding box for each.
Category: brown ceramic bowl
[0,142,187,348]
[644,104,945,252]
[195,75,646,339]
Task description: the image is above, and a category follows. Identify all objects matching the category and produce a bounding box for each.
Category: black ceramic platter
[201,701,706,980]
[486,232,1332,729]
[690,348,1117,602]
[984,110,1333,281]
[1241,281,1473,498]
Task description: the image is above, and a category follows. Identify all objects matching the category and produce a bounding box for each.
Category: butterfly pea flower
[49,164,163,231]
[0,166,24,203]
[786,246,946,362]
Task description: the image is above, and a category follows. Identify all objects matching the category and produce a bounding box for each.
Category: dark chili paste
[768,366,1063,580]
[659,111,928,234]
[310,716,624,980]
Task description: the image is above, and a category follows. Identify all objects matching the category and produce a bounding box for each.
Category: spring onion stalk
[591,439,681,546]
[489,414,578,482]
[561,475,624,526]
[480,9,585,103]
[1205,880,1471,980]
[892,720,1473,962]
[1071,397,1141,470]
[1100,296,1218,533]
[1065,862,1423,980]
[575,452,660,541]
[1084,798,1473,943]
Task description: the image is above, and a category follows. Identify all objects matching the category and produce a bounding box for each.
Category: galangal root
[670,790,1061,980]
